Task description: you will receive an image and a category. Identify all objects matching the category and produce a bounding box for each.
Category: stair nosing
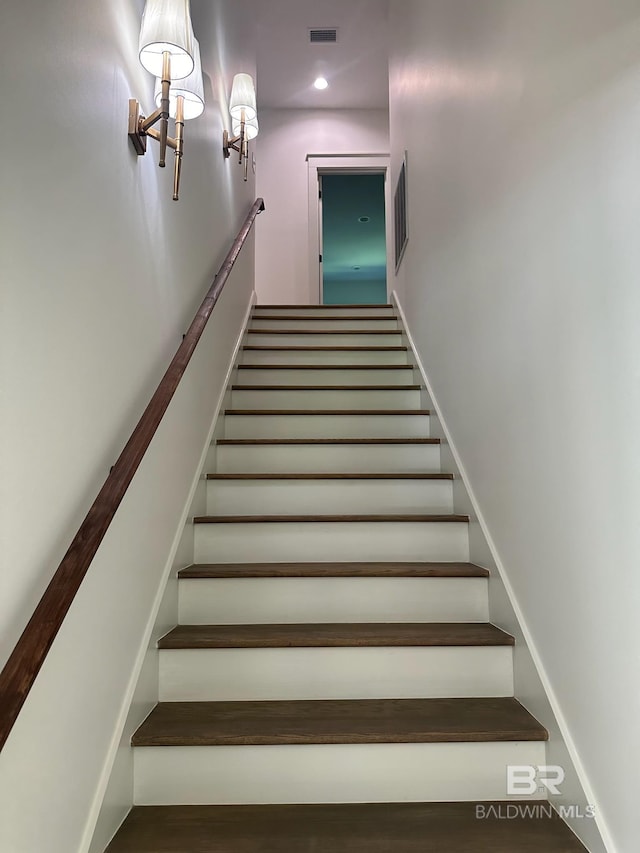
[178,562,489,579]
[158,622,514,649]
[248,315,396,322]
[237,364,413,369]
[242,346,409,351]
[254,304,395,309]
[247,330,403,336]
[205,473,453,481]
[217,438,440,445]
[178,562,490,579]
[231,384,422,391]
[193,514,469,524]
[224,409,431,416]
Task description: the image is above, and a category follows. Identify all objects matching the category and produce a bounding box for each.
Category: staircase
[106,304,587,851]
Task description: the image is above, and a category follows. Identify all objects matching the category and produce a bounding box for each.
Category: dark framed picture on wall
[394,152,409,271]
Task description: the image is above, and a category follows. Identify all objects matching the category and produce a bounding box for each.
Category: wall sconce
[223,73,258,181]
[128,0,205,201]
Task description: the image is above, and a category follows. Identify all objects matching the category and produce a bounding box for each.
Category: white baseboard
[392,290,610,853]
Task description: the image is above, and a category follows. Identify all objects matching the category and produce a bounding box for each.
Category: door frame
[306,153,392,305]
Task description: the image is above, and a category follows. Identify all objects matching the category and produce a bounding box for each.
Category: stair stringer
[87,292,257,853]
[392,291,606,853]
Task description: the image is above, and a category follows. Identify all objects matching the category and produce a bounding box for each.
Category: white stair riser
[215,444,442,474]
[206,479,454,516]
[223,413,431,440]
[231,389,422,410]
[159,647,513,701]
[195,520,468,564]
[246,333,404,347]
[178,578,489,625]
[253,307,396,318]
[241,350,409,366]
[134,741,544,805]
[236,367,413,386]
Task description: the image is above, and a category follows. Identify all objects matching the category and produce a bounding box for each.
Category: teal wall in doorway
[322,173,387,305]
[323,279,388,305]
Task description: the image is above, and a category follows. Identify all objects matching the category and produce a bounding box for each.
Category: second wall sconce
[128,0,205,201]
[223,73,259,181]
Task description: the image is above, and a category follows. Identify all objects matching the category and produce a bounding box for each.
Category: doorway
[320,173,387,305]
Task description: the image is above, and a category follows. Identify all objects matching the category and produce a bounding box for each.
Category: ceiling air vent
[309,28,338,44]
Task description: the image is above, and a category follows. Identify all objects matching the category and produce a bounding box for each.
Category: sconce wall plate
[128,100,148,155]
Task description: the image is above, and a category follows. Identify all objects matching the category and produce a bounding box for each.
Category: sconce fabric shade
[139,0,194,79]
[154,37,204,119]
[232,115,259,141]
[229,73,257,122]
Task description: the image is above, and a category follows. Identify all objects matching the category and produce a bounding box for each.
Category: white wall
[0,0,259,850]
[255,109,389,304]
[389,2,640,850]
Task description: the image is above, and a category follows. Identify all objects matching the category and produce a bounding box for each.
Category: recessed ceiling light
[353,266,361,271]
[358,216,370,223]
[314,77,329,90]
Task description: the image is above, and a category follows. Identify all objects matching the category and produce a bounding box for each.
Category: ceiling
[251,0,389,110]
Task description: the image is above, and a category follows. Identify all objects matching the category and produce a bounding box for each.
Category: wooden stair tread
[248,315,396,321]
[243,346,408,351]
[194,514,468,524]
[178,562,490,579]
[237,363,412,369]
[106,802,587,852]
[254,304,394,309]
[231,384,421,391]
[132,698,546,747]
[158,622,512,649]
[224,409,431,415]
[206,473,453,481]
[247,329,402,336]
[217,438,440,445]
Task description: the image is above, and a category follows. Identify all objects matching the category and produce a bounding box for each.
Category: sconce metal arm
[128,51,171,166]
[146,128,178,151]
[172,95,185,201]
[223,130,244,160]
[223,111,246,164]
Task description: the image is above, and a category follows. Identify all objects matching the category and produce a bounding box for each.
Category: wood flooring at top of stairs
[105,801,588,852]
[158,622,513,649]
[178,562,490,579]
[131,697,547,747]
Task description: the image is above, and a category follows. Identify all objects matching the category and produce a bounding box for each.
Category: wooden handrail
[0,197,265,751]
